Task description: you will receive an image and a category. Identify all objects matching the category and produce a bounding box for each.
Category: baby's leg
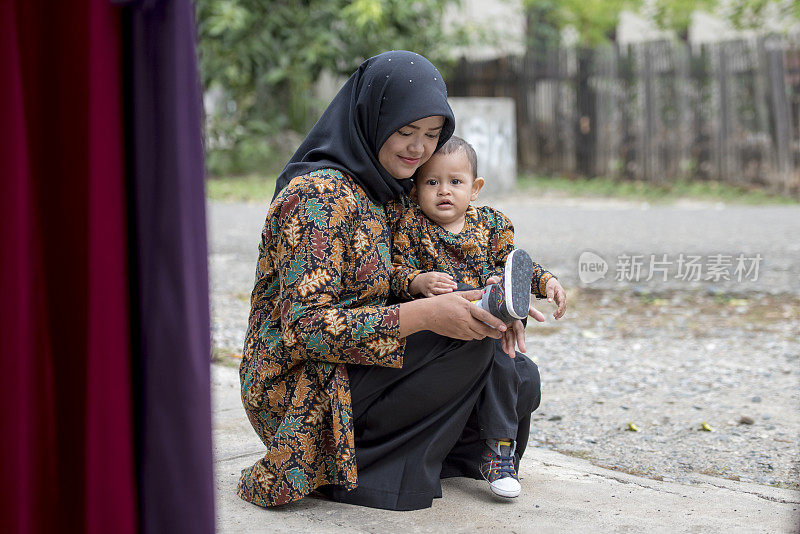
[454,281,542,445]
[508,348,541,461]
[476,340,541,443]
[440,331,542,498]
[477,341,541,497]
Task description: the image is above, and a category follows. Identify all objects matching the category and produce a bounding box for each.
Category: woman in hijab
[236,50,528,511]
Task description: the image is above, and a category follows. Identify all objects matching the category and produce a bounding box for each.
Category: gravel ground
[208,196,800,491]
[527,289,799,489]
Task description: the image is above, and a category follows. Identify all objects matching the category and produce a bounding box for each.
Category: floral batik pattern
[391,203,554,300]
[237,169,406,507]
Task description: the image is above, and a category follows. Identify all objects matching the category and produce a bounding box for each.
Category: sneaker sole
[490,484,521,498]
[503,249,534,320]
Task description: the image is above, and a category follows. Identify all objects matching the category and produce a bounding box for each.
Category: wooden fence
[448,36,800,195]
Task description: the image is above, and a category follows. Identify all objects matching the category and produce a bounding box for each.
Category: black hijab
[273,50,456,204]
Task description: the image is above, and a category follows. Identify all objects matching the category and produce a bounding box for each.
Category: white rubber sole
[490,480,521,498]
[503,249,533,320]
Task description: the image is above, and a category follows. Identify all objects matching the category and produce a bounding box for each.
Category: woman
[237,51,539,511]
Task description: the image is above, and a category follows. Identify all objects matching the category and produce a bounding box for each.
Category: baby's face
[413,149,483,232]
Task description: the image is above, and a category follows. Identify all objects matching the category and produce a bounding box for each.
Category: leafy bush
[196,0,471,176]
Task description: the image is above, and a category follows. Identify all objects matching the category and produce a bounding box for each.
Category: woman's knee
[452,336,495,378]
[475,335,496,366]
[404,330,494,381]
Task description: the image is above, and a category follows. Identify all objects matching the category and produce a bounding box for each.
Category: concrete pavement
[212,365,800,533]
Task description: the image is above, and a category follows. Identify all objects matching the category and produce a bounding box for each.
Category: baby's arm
[486,209,551,295]
[390,209,429,300]
[485,207,566,317]
[391,208,457,298]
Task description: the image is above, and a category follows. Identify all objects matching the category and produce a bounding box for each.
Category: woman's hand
[484,275,549,357]
[499,305,546,357]
[399,290,506,340]
[409,271,457,297]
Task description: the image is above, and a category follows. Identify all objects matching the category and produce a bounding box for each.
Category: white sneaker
[480,439,521,498]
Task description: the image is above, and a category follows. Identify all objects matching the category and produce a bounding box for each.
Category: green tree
[724,0,799,30]
[195,0,469,175]
[648,0,800,36]
[522,0,643,47]
[651,0,718,39]
[524,0,561,55]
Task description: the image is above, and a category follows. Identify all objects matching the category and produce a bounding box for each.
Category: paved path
[213,365,799,533]
[209,197,800,532]
[208,198,800,299]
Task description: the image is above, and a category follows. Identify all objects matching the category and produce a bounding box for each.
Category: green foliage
[724,0,799,30]
[649,0,800,35]
[729,0,772,29]
[524,0,561,53]
[652,0,718,38]
[196,0,469,175]
[523,0,643,46]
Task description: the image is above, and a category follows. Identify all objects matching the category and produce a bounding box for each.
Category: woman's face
[378,115,445,179]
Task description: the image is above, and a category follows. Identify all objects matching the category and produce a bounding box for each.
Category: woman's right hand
[399,290,506,340]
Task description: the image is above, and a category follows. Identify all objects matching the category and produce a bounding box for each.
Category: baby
[391,135,566,499]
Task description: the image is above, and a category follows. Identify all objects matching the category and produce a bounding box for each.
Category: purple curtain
[1,1,213,532]
[118,0,215,532]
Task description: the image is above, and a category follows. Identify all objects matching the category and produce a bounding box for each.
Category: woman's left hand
[499,305,546,357]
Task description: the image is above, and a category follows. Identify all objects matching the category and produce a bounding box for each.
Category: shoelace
[484,441,517,478]
[496,453,516,475]
[483,454,516,478]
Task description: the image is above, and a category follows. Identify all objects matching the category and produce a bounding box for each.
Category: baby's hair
[432,135,478,179]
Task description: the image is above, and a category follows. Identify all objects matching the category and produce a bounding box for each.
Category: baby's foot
[477,249,534,323]
[480,439,521,498]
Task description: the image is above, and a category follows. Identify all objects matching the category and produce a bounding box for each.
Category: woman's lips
[398,155,420,166]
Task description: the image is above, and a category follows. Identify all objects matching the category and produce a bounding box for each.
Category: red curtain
[0,2,137,532]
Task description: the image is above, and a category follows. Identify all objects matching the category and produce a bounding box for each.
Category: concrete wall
[448,97,517,196]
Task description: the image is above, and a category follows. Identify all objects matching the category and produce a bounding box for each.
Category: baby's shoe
[480,439,521,498]
[478,248,534,323]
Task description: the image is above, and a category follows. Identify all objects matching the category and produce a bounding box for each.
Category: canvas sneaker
[477,248,534,323]
[480,439,521,498]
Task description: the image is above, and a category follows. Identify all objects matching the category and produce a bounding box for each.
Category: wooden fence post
[450,36,798,195]
[766,37,794,194]
[676,40,693,182]
[575,47,595,177]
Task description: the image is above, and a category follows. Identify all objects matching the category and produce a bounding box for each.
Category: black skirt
[321,331,540,511]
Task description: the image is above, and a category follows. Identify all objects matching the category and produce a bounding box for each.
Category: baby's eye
[450,178,462,185]
[425,179,438,186]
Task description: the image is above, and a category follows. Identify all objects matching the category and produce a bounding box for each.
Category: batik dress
[237,169,407,506]
[390,203,554,299]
